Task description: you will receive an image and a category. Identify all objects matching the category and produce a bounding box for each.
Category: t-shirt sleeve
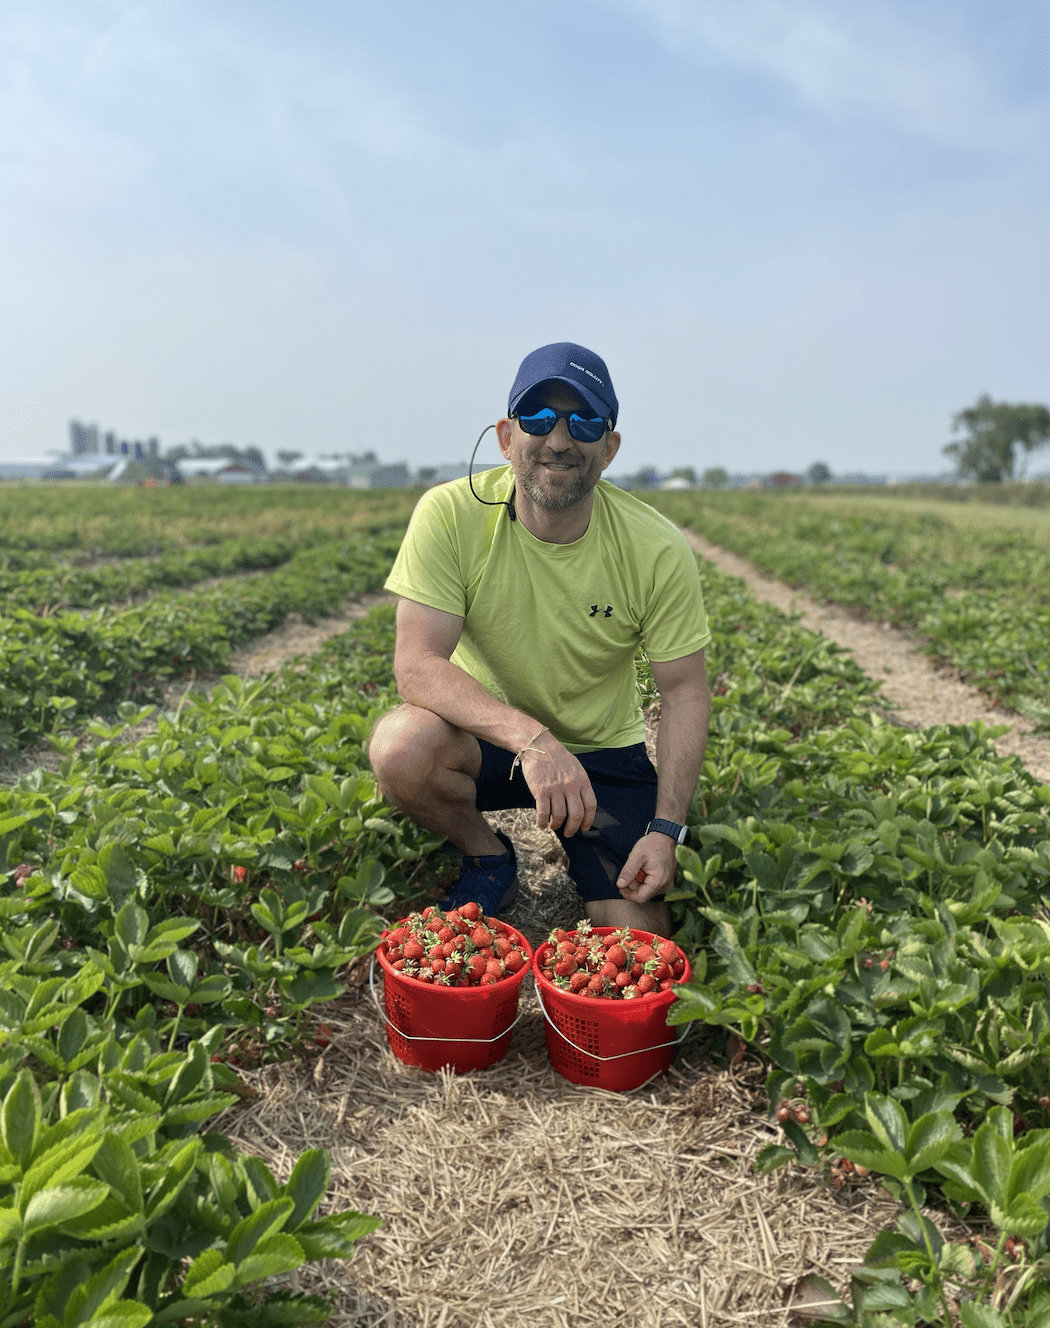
[384,488,469,616]
[639,535,712,662]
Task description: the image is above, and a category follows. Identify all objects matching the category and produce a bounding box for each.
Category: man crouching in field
[368,342,711,935]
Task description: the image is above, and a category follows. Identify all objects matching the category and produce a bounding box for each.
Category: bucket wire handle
[533,980,689,1061]
[369,954,528,1045]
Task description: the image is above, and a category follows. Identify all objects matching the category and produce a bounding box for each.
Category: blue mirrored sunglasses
[514,407,609,444]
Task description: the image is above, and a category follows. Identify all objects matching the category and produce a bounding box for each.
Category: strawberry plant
[646,490,1050,727]
[0,952,380,1326]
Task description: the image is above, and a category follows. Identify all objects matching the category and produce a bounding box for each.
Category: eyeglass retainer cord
[468,423,516,521]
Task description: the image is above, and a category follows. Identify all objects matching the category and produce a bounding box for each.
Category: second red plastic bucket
[533,928,691,1091]
[375,924,534,1074]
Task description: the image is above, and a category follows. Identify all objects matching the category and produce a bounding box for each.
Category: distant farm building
[177,458,267,484]
[764,472,804,489]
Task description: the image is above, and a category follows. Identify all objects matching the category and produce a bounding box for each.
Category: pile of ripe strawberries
[380,903,530,987]
[539,923,686,1000]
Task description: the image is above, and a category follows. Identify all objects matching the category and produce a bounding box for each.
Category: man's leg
[586,895,671,937]
[367,704,505,857]
[560,745,672,938]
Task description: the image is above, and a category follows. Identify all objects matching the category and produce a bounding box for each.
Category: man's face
[496,384,621,512]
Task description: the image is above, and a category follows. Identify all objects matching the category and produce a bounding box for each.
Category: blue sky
[2,0,1047,477]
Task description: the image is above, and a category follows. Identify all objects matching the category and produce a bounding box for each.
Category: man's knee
[369,705,434,786]
[368,705,478,794]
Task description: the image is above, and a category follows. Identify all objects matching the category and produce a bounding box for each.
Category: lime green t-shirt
[384,467,711,753]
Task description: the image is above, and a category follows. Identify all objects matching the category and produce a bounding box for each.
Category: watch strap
[646,818,688,845]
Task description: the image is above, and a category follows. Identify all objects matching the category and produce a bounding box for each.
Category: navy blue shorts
[474,740,659,903]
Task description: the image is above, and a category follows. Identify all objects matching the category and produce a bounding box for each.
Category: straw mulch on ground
[216,810,914,1328]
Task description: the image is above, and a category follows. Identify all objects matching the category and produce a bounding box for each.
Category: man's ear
[496,417,514,459]
[600,430,622,471]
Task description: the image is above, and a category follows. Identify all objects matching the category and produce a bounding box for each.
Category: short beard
[518,468,591,510]
[517,447,606,511]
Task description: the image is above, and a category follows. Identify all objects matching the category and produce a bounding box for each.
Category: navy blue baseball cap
[508,342,618,428]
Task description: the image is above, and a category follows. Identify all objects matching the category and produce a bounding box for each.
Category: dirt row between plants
[681,528,1050,786]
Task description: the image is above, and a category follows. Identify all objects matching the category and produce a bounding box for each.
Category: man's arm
[615,648,711,904]
[393,596,598,835]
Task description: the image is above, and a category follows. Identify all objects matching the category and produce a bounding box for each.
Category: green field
[646,488,1050,727]
[1,484,1049,1324]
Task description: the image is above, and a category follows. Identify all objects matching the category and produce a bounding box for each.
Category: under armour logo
[589,605,613,617]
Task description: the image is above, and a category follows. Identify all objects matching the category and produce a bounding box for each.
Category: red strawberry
[460,902,481,921]
[504,950,525,973]
[657,939,678,963]
[233,865,248,883]
[605,943,628,967]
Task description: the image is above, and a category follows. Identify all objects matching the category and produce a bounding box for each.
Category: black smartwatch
[646,818,689,846]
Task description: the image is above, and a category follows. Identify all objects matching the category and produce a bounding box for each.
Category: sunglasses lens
[518,409,557,435]
[568,415,607,443]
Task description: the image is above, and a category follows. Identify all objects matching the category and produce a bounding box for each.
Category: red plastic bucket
[374,924,534,1074]
[534,928,691,1091]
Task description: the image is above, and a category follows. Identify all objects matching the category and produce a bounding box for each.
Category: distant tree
[671,466,697,485]
[417,466,436,484]
[943,395,1050,482]
[702,467,728,490]
[277,450,303,468]
[807,461,832,486]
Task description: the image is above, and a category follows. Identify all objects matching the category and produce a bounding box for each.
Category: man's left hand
[615,832,678,904]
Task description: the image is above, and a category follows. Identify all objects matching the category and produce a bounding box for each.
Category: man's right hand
[519,736,597,837]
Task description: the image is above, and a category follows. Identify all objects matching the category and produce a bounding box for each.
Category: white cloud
[608,0,1040,150]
